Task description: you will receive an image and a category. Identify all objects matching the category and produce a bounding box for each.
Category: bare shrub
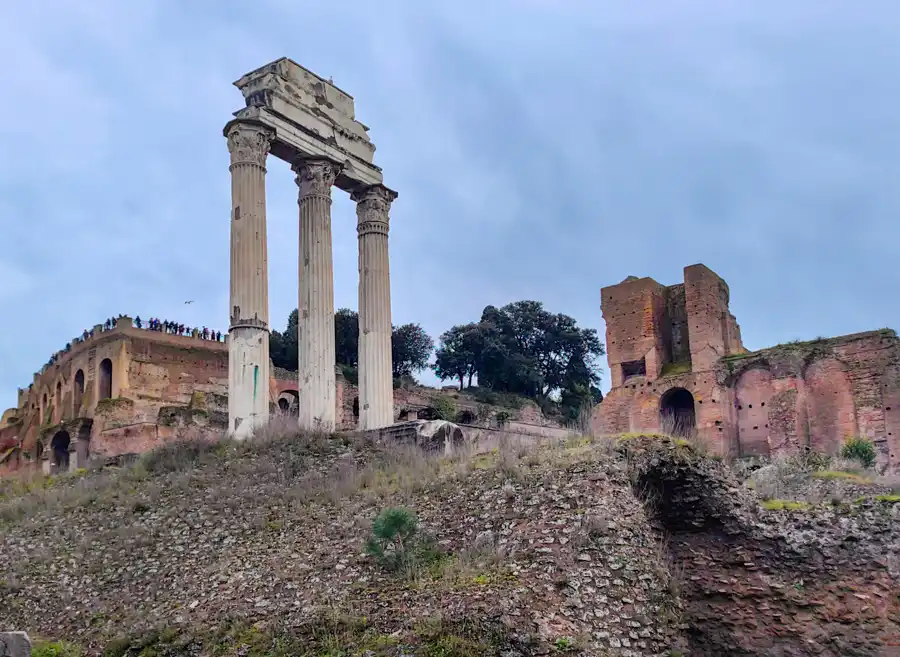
[657,414,680,439]
[826,456,868,475]
[573,509,611,548]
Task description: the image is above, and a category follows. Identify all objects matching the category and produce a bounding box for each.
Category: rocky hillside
[1,428,898,656]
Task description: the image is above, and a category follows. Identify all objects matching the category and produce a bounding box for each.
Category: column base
[228,326,270,440]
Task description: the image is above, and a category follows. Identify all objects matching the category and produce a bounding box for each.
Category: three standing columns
[225,120,274,439]
[226,120,398,436]
[353,185,398,430]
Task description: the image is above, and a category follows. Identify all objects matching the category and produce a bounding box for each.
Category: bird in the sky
[185,300,194,305]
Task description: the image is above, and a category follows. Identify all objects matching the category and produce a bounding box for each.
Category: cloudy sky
[2,0,899,408]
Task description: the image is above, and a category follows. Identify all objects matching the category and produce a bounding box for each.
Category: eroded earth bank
[1,431,898,656]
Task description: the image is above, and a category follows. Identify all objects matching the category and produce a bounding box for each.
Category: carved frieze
[226,122,274,168]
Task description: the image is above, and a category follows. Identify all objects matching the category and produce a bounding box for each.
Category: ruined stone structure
[0,318,562,476]
[226,58,397,438]
[595,264,900,472]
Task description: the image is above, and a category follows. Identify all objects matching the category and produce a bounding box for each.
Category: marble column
[225,120,274,440]
[352,185,398,430]
[293,158,341,431]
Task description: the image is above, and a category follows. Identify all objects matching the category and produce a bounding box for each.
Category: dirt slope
[1,432,898,656]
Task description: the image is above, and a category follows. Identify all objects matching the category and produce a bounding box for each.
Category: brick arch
[735,367,772,457]
[803,358,857,454]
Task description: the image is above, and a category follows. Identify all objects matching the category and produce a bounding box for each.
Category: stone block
[0,632,31,657]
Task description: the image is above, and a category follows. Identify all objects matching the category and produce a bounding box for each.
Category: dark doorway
[76,424,91,468]
[51,430,71,472]
[74,370,85,413]
[660,388,696,437]
[278,398,290,412]
[352,396,360,419]
[99,359,113,400]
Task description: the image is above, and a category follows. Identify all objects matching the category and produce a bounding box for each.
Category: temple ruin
[225,58,397,438]
[594,264,900,472]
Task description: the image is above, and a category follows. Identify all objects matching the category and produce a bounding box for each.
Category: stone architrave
[352,184,398,430]
[225,120,274,439]
[293,158,341,431]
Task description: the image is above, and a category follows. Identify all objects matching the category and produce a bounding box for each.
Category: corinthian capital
[225,121,274,168]
[293,159,341,199]
[352,185,398,233]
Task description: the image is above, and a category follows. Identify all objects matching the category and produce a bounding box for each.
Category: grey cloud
[2,0,900,402]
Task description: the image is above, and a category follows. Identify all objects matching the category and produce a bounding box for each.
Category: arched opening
[458,409,476,424]
[99,359,113,400]
[74,370,85,414]
[76,423,91,468]
[417,407,440,421]
[276,391,299,416]
[352,397,360,419]
[660,388,696,438]
[51,430,71,472]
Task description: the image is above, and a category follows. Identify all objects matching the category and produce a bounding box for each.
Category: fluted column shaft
[294,159,341,431]
[225,120,273,439]
[352,185,398,430]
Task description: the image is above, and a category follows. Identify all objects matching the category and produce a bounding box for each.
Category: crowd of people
[134,316,223,342]
[42,314,225,369]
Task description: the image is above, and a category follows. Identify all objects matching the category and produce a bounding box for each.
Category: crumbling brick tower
[595,264,900,473]
[595,264,745,453]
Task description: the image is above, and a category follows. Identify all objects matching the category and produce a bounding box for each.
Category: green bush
[495,410,511,427]
[340,364,358,385]
[841,436,877,469]
[365,507,439,574]
[430,396,457,421]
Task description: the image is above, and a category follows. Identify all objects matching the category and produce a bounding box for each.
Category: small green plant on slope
[553,636,577,652]
[365,507,438,574]
[841,436,877,469]
[32,641,82,657]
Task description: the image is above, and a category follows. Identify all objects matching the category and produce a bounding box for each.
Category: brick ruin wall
[1,323,560,476]
[595,264,900,473]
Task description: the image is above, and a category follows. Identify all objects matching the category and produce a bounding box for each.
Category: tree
[269,309,298,370]
[433,301,604,416]
[391,323,434,377]
[433,323,484,390]
[335,308,359,367]
[269,308,435,381]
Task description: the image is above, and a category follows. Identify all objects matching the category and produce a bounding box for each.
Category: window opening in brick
[621,359,647,380]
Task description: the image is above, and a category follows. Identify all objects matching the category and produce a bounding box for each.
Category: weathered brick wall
[684,264,733,372]
[804,357,857,454]
[720,330,900,470]
[734,368,773,456]
[664,284,690,363]
[601,277,668,386]
[596,264,898,471]
[594,371,732,457]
